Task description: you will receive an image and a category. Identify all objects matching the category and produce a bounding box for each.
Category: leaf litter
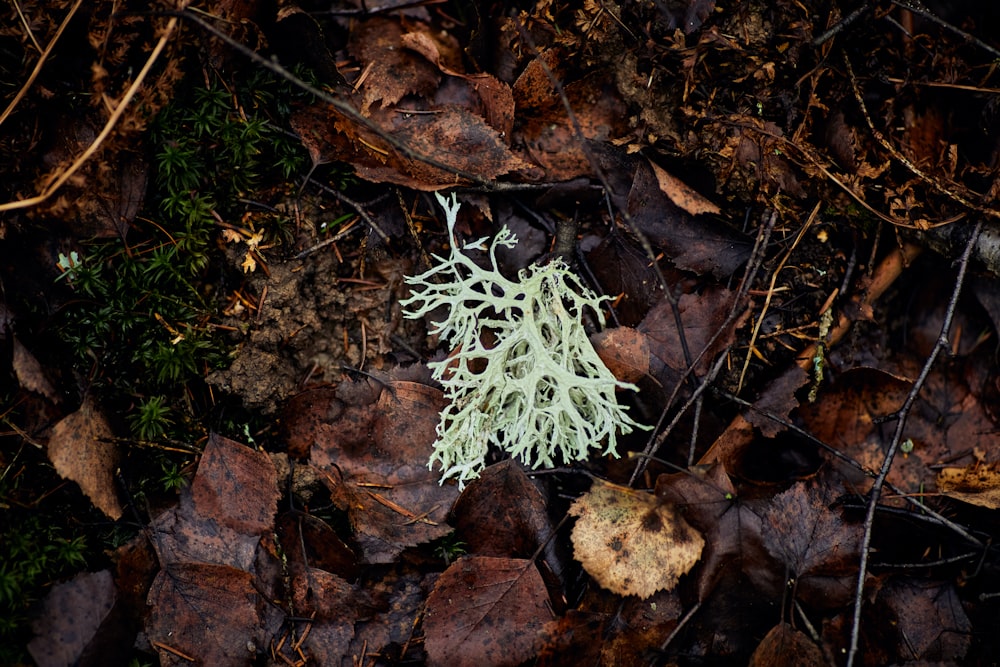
[11,0,1000,665]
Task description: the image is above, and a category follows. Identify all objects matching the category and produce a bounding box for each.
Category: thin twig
[845,219,983,666]
[0,7,177,212]
[0,0,84,128]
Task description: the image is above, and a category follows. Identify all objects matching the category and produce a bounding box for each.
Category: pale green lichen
[401,193,648,487]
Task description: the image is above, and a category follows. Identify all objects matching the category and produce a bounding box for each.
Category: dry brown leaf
[568,480,704,598]
[12,335,59,402]
[47,395,121,520]
[937,464,1000,509]
[647,159,720,216]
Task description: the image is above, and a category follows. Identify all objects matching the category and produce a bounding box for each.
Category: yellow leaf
[568,480,703,598]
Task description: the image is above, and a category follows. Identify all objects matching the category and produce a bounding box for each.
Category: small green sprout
[402,193,648,487]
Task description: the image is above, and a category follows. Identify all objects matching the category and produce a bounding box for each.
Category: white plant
[401,193,647,487]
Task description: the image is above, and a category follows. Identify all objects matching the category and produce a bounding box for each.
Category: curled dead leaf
[568,480,704,598]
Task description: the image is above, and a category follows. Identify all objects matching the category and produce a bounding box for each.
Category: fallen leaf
[13,335,59,402]
[648,159,720,216]
[312,377,457,563]
[47,395,121,520]
[760,480,861,609]
[423,556,552,667]
[569,479,704,598]
[627,159,751,278]
[191,433,279,535]
[937,463,1000,509]
[877,577,971,662]
[27,570,116,667]
[145,563,267,667]
[591,326,650,384]
[748,622,826,667]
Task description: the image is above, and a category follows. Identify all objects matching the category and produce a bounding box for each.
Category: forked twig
[845,218,983,666]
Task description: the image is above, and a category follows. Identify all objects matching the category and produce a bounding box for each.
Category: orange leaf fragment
[568,480,704,598]
[647,159,720,216]
[937,464,1000,509]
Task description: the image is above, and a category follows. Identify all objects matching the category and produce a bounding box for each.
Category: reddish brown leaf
[423,556,552,667]
[637,285,743,383]
[591,326,650,384]
[349,17,441,113]
[27,571,116,667]
[627,159,751,277]
[312,378,457,563]
[451,461,565,585]
[760,480,861,609]
[586,231,667,327]
[151,487,260,570]
[283,567,369,663]
[877,577,971,661]
[748,623,826,667]
[191,433,279,535]
[938,463,1000,509]
[47,395,121,520]
[145,563,266,667]
[655,464,777,601]
[744,365,810,438]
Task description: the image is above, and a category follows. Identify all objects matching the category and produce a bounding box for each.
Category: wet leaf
[569,480,704,598]
[423,556,551,667]
[760,480,861,609]
[451,460,556,559]
[27,571,116,667]
[145,563,266,667]
[12,335,59,402]
[191,433,279,535]
[748,622,826,667]
[312,378,457,563]
[627,159,750,278]
[877,577,971,662]
[47,395,121,520]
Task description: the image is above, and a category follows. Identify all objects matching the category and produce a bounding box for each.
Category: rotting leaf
[586,231,666,327]
[285,566,371,663]
[760,479,861,609]
[748,622,826,667]
[423,556,552,667]
[348,17,442,113]
[877,577,971,662]
[191,433,279,535]
[638,285,743,385]
[145,563,266,667]
[569,479,704,599]
[937,463,1000,509]
[151,485,260,571]
[451,460,557,560]
[627,159,750,278]
[655,464,776,602]
[27,570,117,667]
[591,326,651,385]
[47,395,121,520]
[311,377,457,563]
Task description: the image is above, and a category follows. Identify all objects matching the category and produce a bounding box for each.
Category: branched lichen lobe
[401,193,647,487]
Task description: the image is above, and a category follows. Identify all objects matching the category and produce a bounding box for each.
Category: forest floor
[4,0,1000,665]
